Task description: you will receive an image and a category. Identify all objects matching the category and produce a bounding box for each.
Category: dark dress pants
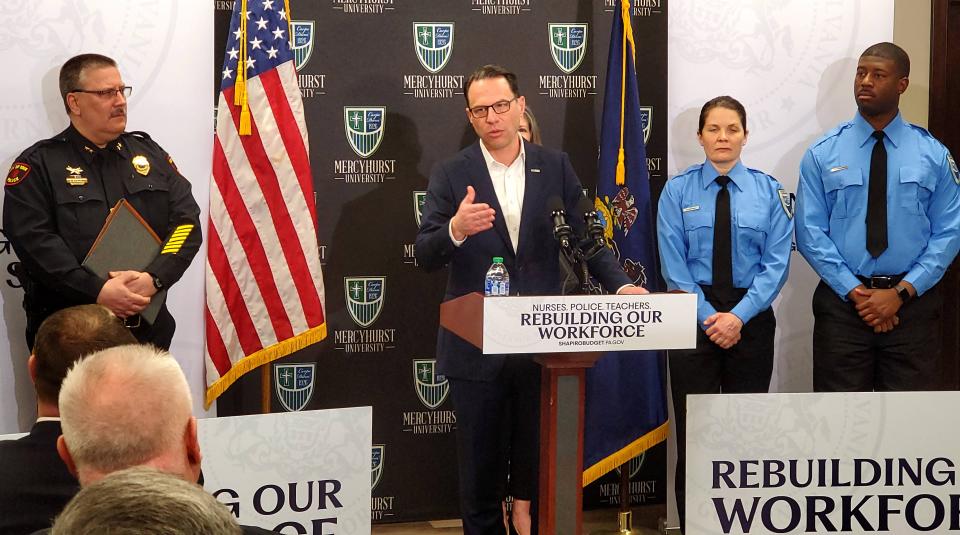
[812,281,940,392]
[669,287,775,532]
[450,357,540,535]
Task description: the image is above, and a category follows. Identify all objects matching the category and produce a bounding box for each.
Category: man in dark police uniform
[3,53,202,350]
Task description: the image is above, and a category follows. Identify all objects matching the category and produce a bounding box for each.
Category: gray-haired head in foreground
[58,344,193,477]
[51,466,241,535]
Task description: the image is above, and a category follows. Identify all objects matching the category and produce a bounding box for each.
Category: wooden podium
[439,292,607,535]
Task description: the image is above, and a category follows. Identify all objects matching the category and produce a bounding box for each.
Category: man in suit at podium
[3,53,202,350]
[416,64,646,535]
[0,304,135,534]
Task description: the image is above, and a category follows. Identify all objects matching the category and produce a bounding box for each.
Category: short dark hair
[33,305,136,404]
[464,64,520,106]
[59,53,118,114]
[698,95,747,134]
[860,42,910,77]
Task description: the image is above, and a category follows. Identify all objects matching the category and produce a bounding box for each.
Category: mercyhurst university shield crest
[549,23,588,74]
[413,191,427,227]
[413,359,449,410]
[615,451,647,479]
[413,22,454,73]
[639,106,653,144]
[291,20,314,71]
[371,445,385,490]
[274,363,315,412]
[344,107,386,158]
[345,276,385,327]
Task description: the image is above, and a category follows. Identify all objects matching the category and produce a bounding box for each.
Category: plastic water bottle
[484,257,510,296]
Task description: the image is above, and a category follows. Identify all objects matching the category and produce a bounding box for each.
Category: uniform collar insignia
[65,165,88,186]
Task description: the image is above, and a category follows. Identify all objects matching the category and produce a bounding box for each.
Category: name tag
[829,165,848,173]
[682,205,700,213]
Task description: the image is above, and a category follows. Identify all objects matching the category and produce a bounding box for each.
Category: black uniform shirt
[3,125,202,340]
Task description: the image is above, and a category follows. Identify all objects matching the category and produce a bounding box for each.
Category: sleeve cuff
[448,221,465,247]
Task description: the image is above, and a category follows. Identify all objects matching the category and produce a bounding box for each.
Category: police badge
[132,155,150,176]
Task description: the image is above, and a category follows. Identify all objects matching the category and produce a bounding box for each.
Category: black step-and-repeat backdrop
[213,0,667,523]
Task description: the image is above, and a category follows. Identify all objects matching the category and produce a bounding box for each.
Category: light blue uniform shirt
[796,112,960,298]
[657,160,794,328]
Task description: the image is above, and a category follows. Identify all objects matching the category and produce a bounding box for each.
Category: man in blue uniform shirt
[796,42,960,391]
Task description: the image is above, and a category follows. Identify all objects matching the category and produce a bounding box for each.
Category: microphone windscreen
[576,195,595,216]
[547,195,565,213]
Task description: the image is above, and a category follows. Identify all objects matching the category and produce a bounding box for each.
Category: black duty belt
[856,273,906,289]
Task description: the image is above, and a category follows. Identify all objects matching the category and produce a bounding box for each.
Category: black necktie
[866,131,888,257]
[712,175,734,301]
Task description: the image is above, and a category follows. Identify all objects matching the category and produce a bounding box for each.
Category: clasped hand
[96,270,157,318]
[848,285,901,333]
[704,312,743,349]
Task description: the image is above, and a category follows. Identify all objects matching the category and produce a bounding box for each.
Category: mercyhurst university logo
[344,107,386,158]
[274,363,315,412]
[345,276,385,327]
[639,106,652,144]
[371,445,385,490]
[549,23,588,73]
[413,23,454,73]
[413,191,426,227]
[413,359,449,409]
[291,20,314,71]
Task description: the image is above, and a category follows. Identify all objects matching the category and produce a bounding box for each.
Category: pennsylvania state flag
[583,0,668,486]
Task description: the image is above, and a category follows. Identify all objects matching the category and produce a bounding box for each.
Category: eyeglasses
[468,98,517,119]
[71,86,133,99]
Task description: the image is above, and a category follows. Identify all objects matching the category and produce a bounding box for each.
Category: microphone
[547,196,574,250]
[577,195,607,259]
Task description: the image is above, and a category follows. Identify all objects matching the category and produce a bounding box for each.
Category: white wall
[0,1,213,433]
[665,0,895,527]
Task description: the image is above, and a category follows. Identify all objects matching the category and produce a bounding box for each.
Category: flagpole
[262,364,272,413]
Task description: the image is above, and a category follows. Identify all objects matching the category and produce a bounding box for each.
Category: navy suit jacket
[416,140,631,381]
[0,420,79,534]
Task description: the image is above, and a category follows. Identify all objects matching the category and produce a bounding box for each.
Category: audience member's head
[57,344,201,486]
[520,107,542,145]
[30,304,136,414]
[51,466,240,535]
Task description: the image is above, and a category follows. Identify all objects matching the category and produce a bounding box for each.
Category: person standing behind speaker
[657,95,793,531]
[518,107,542,146]
[796,42,960,393]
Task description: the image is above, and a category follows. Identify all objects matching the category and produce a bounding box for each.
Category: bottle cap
[492,256,503,263]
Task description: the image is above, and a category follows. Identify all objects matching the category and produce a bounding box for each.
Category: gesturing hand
[450,186,495,241]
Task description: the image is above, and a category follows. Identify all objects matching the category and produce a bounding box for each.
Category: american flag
[205,0,326,407]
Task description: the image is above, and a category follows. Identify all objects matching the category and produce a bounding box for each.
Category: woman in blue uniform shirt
[656,96,793,530]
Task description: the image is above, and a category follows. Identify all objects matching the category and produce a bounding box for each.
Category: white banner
[0,2,213,434]
[687,392,960,535]
[482,293,697,354]
[199,407,372,534]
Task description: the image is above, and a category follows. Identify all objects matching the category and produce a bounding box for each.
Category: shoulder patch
[948,153,959,186]
[6,162,31,186]
[166,154,179,172]
[777,189,795,219]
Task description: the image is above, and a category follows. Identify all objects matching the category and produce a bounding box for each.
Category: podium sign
[687,392,960,535]
[482,293,697,355]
